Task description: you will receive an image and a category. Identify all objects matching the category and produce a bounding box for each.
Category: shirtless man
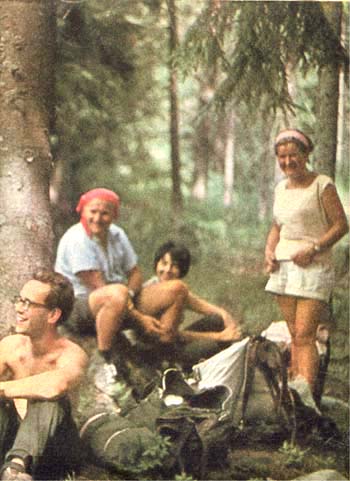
[0,272,87,481]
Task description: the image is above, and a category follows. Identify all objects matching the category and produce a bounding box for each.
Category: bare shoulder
[0,335,30,373]
[57,336,88,367]
[0,334,28,352]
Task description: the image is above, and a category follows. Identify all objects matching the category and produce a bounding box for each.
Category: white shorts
[265,261,335,303]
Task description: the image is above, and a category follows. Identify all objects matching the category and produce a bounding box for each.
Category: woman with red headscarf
[264,129,348,399]
[55,188,156,396]
[55,188,204,397]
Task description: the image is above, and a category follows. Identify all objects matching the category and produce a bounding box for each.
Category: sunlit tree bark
[191,81,215,201]
[167,0,183,219]
[0,0,56,334]
[223,110,235,207]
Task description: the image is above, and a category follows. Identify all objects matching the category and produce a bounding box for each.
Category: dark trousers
[178,315,229,369]
[130,315,227,371]
[0,398,82,480]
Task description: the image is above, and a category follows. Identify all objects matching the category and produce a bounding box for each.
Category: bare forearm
[180,330,221,342]
[0,371,78,400]
[315,222,349,251]
[265,223,280,255]
[186,294,237,329]
[129,307,163,339]
[180,324,241,343]
[319,185,349,250]
[129,307,148,326]
[127,266,143,295]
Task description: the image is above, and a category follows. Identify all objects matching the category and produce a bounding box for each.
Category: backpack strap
[239,336,260,428]
[239,336,297,443]
[156,415,203,478]
[255,336,297,442]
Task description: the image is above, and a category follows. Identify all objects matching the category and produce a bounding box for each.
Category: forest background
[51,0,349,399]
[0,0,348,396]
[0,0,349,479]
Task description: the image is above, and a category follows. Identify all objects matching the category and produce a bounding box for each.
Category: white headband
[275,129,311,150]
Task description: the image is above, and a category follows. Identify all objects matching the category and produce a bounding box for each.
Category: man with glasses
[0,272,87,481]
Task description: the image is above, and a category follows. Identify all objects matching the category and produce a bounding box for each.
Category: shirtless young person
[0,272,87,481]
[133,241,241,367]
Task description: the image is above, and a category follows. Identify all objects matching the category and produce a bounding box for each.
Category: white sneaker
[94,362,118,395]
[94,363,132,403]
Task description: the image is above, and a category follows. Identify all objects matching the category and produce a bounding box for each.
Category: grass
[122,195,349,398]
[68,193,349,480]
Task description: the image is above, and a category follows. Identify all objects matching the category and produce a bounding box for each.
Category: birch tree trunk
[223,110,235,207]
[191,82,215,201]
[167,0,183,220]
[0,0,56,333]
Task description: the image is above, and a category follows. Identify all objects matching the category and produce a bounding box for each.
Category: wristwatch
[312,242,321,253]
[128,289,136,299]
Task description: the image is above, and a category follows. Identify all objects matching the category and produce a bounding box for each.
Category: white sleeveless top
[273,174,333,263]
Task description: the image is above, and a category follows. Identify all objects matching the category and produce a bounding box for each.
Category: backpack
[156,369,234,478]
[80,323,334,479]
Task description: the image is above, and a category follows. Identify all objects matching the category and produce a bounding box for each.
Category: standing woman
[264,129,348,393]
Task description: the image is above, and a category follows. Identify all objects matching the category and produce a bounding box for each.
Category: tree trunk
[223,110,235,207]
[0,0,56,333]
[258,117,275,220]
[191,83,215,201]
[335,8,347,181]
[315,2,342,180]
[167,0,183,220]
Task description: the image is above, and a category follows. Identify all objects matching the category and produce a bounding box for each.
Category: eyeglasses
[13,296,49,311]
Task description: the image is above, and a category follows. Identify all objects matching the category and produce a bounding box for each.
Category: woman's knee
[167,279,188,301]
[89,284,128,312]
[294,328,317,348]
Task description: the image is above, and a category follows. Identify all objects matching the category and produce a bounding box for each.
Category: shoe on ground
[94,362,131,403]
[0,461,33,481]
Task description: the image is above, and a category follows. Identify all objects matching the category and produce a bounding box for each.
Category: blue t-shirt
[55,223,138,296]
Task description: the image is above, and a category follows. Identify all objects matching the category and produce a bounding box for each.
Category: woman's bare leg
[294,298,327,388]
[276,295,298,379]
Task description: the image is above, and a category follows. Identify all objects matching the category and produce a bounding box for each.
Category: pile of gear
[79,322,344,479]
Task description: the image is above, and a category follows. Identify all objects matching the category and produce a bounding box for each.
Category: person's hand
[220,311,237,326]
[264,248,279,273]
[217,325,242,342]
[139,315,162,337]
[291,246,315,267]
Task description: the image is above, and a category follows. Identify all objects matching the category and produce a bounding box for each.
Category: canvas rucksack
[79,322,334,479]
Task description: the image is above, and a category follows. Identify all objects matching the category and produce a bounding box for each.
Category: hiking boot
[94,362,132,403]
[0,461,33,481]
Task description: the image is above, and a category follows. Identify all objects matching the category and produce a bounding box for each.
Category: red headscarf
[76,188,120,236]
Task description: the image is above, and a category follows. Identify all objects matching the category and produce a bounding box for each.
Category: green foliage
[55,0,166,201]
[63,474,76,481]
[132,434,171,476]
[278,441,338,475]
[177,2,348,114]
[278,441,310,468]
[175,472,197,481]
[174,2,236,75]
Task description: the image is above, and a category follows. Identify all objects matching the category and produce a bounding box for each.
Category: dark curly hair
[153,241,191,278]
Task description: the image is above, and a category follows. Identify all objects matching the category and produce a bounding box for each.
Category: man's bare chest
[10,351,59,379]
